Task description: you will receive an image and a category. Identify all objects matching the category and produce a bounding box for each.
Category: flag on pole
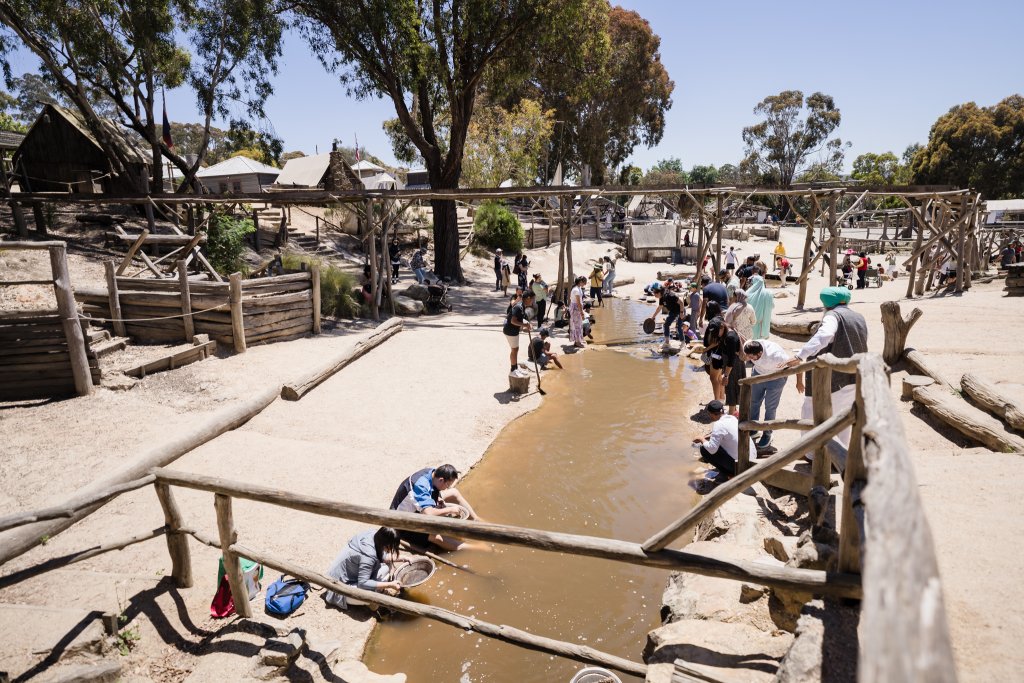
[354,134,360,162]
[161,88,173,149]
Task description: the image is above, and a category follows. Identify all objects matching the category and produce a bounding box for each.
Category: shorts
[709,351,724,370]
[726,263,736,271]
[505,333,520,349]
[536,352,550,367]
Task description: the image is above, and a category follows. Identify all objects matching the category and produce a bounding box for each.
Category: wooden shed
[626,222,679,263]
[12,104,149,194]
[196,155,280,194]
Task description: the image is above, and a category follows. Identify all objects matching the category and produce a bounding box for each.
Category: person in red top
[856,251,870,289]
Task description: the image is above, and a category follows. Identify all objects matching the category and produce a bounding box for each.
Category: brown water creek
[364,297,705,682]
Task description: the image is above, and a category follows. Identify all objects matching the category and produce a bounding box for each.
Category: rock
[774,290,790,298]
[259,628,305,667]
[400,283,429,302]
[787,531,837,572]
[192,333,210,345]
[36,661,122,683]
[774,600,859,683]
[305,637,343,666]
[645,619,791,683]
[740,583,768,604]
[393,295,424,316]
[764,536,799,563]
[103,373,138,391]
[769,531,838,633]
[331,660,407,682]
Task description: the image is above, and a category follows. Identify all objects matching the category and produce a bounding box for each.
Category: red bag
[210,575,235,618]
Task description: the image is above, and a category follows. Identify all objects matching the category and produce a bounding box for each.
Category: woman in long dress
[746,268,774,340]
[569,276,586,348]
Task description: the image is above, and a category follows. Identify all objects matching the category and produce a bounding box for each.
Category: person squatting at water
[784,286,868,453]
[324,527,405,610]
[502,289,535,376]
[528,327,563,369]
[692,400,755,481]
[646,282,685,350]
[389,464,482,551]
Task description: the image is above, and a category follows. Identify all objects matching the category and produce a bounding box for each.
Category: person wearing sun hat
[783,286,867,452]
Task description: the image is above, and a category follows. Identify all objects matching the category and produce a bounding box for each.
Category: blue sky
[6,0,1022,172]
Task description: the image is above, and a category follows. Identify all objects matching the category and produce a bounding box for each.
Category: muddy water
[364,298,703,682]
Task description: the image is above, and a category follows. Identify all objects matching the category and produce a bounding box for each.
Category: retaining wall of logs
[0,311,101,401]
[1005,262,1024,296]
[74,268,321,349]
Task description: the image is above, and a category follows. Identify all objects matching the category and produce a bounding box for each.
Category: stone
[774,290,790,298]
[259,628,306,667]
[644,618,791,683]
[740,583,768,604]
[400,283,430,302]
[393,295,424,316]
[36,661,122,683]
[764,536,799,563]
[305,637,343,666]
[331,660,407,682]
[787,531,837,572]
[774,600,859,683]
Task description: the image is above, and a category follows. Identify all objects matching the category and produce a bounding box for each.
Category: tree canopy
[461,98,555,188]
[294,0,599,281]
[741,90,848,188]
[642,157,687,186]
[911,95,1024,199]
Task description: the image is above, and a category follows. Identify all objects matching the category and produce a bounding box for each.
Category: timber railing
[0,353,955,681]
[0,240,95,400]
[73,265,321,351]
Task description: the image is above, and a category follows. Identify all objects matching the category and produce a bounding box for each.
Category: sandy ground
[1,220,1022,681]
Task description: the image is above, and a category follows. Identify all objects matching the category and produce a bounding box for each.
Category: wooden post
[251,209,261,252]
[737,382,752,473]
[140,173,156,233]
[715,194,724,274]
[565,195,575,288]
[315,215,320,245]
[955,195,967,293]
[311,264,321,334]
[32,203,47,235]
[177,260,194,342]
[50,244,94,396]
[155,483,193,588]
[696,210,706,275]
[366,199,380,321]
[117,229,150,275]
[906,203,924,298]
[214,494,252,618]
[828,194,838,286]
[837,376,865,574]
[880,301,923,365]
[810,366,833,488]
[796,198,817,309]
[228,272,246,353]
[279,212,288,246]
[104,261,126,338]
[0,150,28,237]
[186,204,195,236]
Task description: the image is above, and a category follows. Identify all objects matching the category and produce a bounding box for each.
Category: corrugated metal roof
[352,159,385,172]
[986,199,1024,211]
[196,155,281,178]
[275,153,330,187]
[630,222,676,249]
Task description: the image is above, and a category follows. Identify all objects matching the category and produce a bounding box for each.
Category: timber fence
[0,353,955,680]
[0,241,96,401]
[73,265,321,351]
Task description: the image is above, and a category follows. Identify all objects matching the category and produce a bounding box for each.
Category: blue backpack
[265,576,311,617]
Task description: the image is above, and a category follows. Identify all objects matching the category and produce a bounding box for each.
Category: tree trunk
[880,301,923,366]
[430,197,464,282]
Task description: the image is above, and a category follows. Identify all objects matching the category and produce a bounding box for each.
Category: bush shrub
[474,201,523,252]
[281,254,363,319]
[206,211,255,274]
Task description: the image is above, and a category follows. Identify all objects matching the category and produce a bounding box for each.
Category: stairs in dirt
[82,325,131,384]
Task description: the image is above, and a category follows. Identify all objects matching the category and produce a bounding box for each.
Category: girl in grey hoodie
[324,527,403,609]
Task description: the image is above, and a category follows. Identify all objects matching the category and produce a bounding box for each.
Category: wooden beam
[151,467,862,599]
[311,264,321,334]
[960,372,1024,431]
[811,365,834,488]
[116,229,150,275]
[177,261,194,342]
[155,483,193,588]
[738,418,814,431]
[0,475,156,533]
[104,261,126,338]
[837,376,867,575]
[640,407,856,553]
[49,244,93,396]
[228,272,246,353]
[912,384,1024,453]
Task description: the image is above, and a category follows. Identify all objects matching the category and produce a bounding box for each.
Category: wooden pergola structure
[4,183,981,312]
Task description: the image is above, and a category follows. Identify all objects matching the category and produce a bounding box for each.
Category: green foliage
[216,119,283,166]
[473,201,524,253]
[911,95,1024,199]
[0,110,24,132]
[116,614,141,656]
[281,254,363,318]
[461,98,555,188]
[742,90,849,188]
[688,164,719,186]
[206,211,255,275]
[618,165,643,185]
[643,157,688,186]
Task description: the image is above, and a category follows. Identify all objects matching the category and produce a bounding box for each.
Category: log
[240,272,312,288]
[233,542,648,678]
[104,261,126,337]
[509,371,531,394]
[641,407,856,553]
[901,375,934,400]
[903,348,957,394]
[116,229,150,275]
[0,385,279,567]
[0,475,156,533]
[771,318,820,337]
[960,372,1024,431]
[228,272,246,353]
[612,276,635,287]
[123,341,217,378]
[151,467,862,599]
[912,384,1024,453]
[49,244,93,396]
[177,261,194,342]
[110,233,207,246]
[215,494,252,618]
[857,354,957,682]
[811,366,834,488]
[281,318,404,400]
[246,321,313,344]
[154,483,193,588]
[880,301,923,366]
[738,418,813,431]
[311,264,321,334]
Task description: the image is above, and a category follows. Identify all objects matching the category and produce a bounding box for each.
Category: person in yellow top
[588,264,604,306]
[773,241,787,270]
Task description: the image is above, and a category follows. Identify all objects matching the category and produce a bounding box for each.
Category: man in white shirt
[692,400,755,480]
[743,339,791,451]
[725,247,739,271]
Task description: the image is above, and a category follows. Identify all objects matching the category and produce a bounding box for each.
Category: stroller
[425,280,453,313]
